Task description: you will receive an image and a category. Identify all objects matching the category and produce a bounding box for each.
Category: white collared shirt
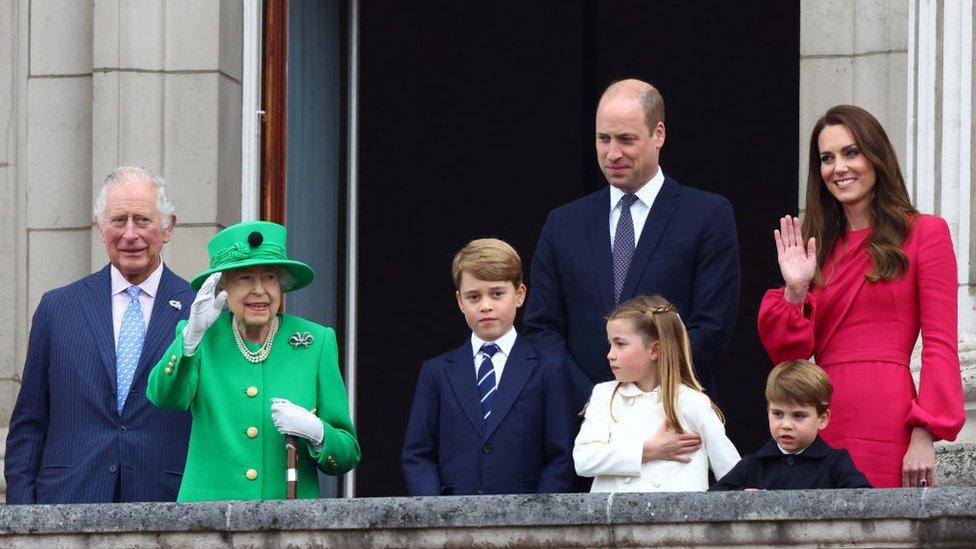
[470,326,517,383]
[777,442,807,455]
[609,167,666,247]
[110,263,164,346]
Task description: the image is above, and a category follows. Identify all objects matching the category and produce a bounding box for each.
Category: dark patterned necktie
[612,194,638,304]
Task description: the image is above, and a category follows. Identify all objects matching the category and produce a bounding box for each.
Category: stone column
[91,0,243,279]
[0,0,97,500]
[906,0,975,484]
[799,0,909,213]
[0,0,23,499]
[907,0,975,332]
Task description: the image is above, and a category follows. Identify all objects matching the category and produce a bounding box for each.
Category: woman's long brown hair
[803,105,917,284]
[607,295,723,433]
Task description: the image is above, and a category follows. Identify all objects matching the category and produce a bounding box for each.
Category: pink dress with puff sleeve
[758,215,965,487]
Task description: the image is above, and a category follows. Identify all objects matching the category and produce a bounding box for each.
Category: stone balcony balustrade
[1,489,975,548]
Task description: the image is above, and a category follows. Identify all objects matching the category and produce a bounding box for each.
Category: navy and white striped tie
[477,343,499,422]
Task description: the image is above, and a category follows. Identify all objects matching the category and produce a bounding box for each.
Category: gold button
[164,367,173,376]
[246,427,259,438]
[245,468,258,480]
[171,355,177,361]
[246,386,258,397]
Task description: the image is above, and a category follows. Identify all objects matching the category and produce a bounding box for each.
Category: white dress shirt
[609,167,666,247]
[110,263,164,347]
[574,381,740,492]
[777,443,807,455]
[470,326,517,383]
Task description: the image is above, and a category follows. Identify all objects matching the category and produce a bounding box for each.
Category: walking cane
[286,435,298,499]
[285,408,315,500]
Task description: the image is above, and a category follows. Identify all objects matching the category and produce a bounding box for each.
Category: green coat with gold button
[147,312,360,501]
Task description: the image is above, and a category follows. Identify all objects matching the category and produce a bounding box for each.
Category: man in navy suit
[5,167,193,504]
[402,239,576,496]
[524,79,740,423]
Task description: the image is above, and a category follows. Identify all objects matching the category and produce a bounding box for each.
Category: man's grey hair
[92,166,175,229]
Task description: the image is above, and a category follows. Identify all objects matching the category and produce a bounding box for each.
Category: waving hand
[774,215,816,303]
[182,272,227,356]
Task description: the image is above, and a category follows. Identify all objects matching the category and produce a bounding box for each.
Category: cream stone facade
[799,0,909,210]
[0,0,973,501]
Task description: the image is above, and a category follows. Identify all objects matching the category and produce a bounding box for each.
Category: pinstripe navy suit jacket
[5,264,194,504]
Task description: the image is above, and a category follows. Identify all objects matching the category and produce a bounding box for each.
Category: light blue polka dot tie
[116,285,146,413]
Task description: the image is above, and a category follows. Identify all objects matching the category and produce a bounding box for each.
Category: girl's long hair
[607,295,723,433]
[803,105,917,284]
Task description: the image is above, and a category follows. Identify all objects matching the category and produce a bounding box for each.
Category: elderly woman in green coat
[147,221,360,501]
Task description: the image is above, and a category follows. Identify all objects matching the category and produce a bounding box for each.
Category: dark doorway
[355,1,799,496]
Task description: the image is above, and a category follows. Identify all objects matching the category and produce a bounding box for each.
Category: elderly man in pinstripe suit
[5,167,194,504]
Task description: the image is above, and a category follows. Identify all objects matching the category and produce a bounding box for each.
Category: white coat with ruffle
[574,381,739,492]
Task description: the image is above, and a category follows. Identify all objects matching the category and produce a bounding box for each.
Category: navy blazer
[524,177,740,406]
[401,335,577,496]
[709,437,872,490]
[5,264,194,504]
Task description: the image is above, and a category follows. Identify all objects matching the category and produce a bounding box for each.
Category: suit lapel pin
[169,300,182,310]
[289,331,314,348]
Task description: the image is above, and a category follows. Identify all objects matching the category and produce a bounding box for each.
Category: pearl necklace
[233,315,280,363]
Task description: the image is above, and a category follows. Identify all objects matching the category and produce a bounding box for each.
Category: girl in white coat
[574,295,740,492]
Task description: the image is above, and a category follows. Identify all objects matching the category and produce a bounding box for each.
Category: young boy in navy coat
[710,360,871,491]
[402,238,577,495]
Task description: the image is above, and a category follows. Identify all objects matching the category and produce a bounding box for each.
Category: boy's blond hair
[452,238,523,289]
[766,360,832,415]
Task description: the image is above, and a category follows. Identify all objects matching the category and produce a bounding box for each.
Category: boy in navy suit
[710,360,871,490]
[402,238,577,495]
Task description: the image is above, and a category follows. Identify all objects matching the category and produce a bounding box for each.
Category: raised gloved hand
[271,398,324,450]
[182,272,227,356]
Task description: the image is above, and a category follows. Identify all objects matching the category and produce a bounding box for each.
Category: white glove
[182,272,227,356]
[271,397,324,449]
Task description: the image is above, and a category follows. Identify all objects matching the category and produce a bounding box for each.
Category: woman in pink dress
[758,105,964,488]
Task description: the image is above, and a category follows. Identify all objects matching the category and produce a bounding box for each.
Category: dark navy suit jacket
[524,177,740,407]
[5,264,194,504]
[709,437,872,490]
[401,335,577,496]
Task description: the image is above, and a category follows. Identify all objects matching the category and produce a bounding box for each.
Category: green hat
[191,221,315,292]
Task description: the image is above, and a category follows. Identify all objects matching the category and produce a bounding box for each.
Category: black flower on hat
[248,231,264,247]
